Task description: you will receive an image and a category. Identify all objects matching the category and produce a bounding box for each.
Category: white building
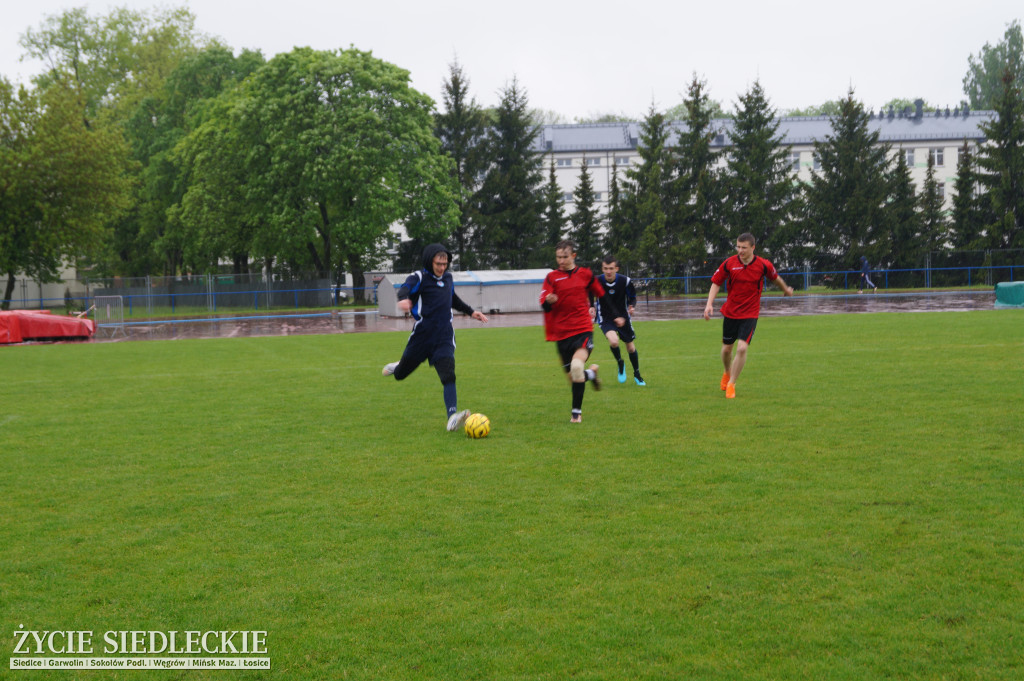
[540,102,993,213]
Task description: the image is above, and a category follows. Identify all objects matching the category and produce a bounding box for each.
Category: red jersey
[539,266,605,341]
[710,255,779,319]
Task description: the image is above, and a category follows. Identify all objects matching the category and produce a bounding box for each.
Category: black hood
[421,243,452,273]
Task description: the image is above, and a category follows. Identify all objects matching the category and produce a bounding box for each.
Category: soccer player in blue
[382,243,488,431]
[591,255,646,386]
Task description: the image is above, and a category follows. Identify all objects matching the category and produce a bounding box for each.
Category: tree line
[2,9,1022,307]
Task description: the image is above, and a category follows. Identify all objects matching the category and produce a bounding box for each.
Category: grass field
[2,310,1022,680]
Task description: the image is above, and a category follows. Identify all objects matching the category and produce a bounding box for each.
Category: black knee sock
[610,345,622,364]
[629,350,640,374]
[571,381,585,412]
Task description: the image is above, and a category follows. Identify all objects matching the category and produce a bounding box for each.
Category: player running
[540,240,606,423]
[382,243,488,430]
[590,255,646,386]
[703,233,793,399]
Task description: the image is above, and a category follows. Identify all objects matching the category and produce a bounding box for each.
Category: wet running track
[90,290,998,342]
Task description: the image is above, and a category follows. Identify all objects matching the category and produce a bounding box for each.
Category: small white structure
[377,269,550,317]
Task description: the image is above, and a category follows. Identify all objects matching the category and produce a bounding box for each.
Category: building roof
[536,108,996,153]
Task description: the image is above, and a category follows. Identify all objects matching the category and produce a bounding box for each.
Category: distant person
[858,255,878,293]
[703,233,794,399]
[382,243,488,431]
[540,239,606,423]
[590,255,646,385]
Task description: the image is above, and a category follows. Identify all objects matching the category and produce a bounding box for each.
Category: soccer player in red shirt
[703,233,793,399]
[540,240,606,422]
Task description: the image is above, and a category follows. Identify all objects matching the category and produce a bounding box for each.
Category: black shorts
[556,331,594,368]
[599,319,636,343]
[722,317,757,345]
[395,328,455,377]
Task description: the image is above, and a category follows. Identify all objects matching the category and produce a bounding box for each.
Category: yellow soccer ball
[464,413,491,439]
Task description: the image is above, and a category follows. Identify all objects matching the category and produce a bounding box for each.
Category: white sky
[1,0,1020,119]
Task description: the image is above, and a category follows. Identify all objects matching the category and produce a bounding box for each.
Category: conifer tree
[723,80,800,266]
[975,65,1024,249]
[918,154,948,254]
[667,75,726,269]
[603,165,623,262]
[473,78,545,268]
[804,90,892,270]
[435,61,488,268]
[950,141,984,249]
[608,105,671,271]
[541,156,567,249]
[885,150,924,270]
[568,156,602,267]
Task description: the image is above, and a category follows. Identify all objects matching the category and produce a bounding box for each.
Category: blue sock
[443,382,457,416]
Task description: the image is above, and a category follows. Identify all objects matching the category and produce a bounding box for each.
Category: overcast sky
[2,1,1020,119]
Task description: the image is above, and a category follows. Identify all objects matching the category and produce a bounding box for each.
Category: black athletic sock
[571,381,585,412]
[629,350,640,374]
[610,345,622,363]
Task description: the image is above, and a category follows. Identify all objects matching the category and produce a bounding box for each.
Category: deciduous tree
[963,20,1023,110]
[1,79,132,307]
[235,47,458,300]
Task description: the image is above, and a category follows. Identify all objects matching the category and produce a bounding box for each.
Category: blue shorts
[395,326,455,377]
[599,319,636,343]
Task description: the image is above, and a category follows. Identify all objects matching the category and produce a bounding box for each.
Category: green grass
[2,311,1022,680]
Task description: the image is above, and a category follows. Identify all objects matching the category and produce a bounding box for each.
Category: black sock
[571,381,585,412]
[610,346,622,364]
[629,350,640,374]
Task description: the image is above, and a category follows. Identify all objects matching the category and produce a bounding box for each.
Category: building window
[788,151,800,171]
[585,157,601,166]
[812,154,821,171]
[563,193,573,203]
[904,148,915,166]
[594,192,603,201]
[615,156,630,165]
[556,158,573,167]
[930,147,944,166]
[938,183,945,199]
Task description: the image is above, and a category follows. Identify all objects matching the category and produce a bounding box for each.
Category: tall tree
[723,80,800,266]
[950,141,984,249]
[918,154,948,254]
[963,20,1024,110]
[974,64,1024,249]
[603,165,624,260]
[804,91,893,270]
[130,45,264,276]
[435,61,488,269]
[1,79,132,307]
[20,6,214,277]
[885,150,925,270]
[473,78,545,268]
[233,47,458,300]
[541,156,568,249]
[785,100,846,117]
[19,6,208,124]
[666,75,726,268]
[608,105,670,269]
[568,156,602,266]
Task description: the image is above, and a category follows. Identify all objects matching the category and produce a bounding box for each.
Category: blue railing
[4,264,1019,313]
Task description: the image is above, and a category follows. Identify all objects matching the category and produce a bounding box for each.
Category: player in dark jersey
[382,243,489,430]
[539,240,606,423]
[591,255,645,385]
[703,233,793,399]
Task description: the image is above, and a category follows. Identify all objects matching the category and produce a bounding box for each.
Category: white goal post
[93,295,126,337]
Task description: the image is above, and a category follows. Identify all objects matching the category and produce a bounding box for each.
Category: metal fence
[3,259,1022,315]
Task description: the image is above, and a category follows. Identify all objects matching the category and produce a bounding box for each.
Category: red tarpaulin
[0,310,96,344]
